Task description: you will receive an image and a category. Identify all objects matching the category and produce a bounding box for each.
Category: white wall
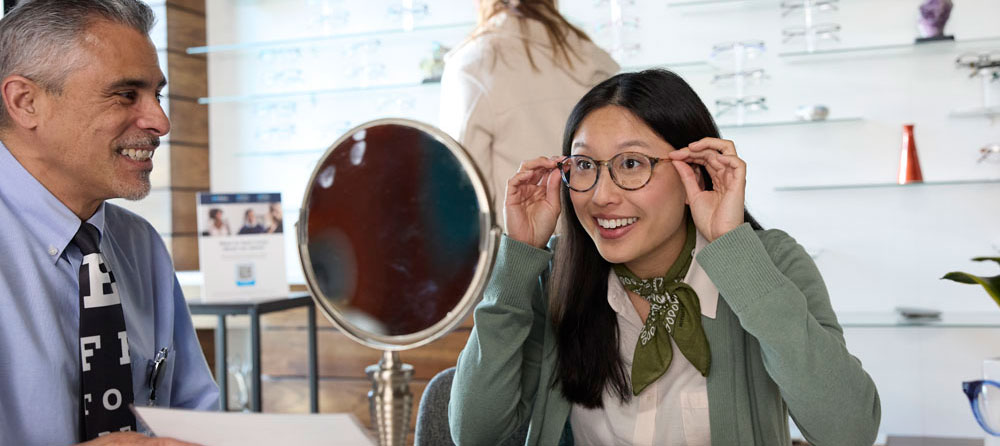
[202,0,1000,439]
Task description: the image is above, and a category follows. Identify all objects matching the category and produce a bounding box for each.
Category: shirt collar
[0,140,103,264]
[607,229,719,322]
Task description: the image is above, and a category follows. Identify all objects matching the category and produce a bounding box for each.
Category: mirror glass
[298,119,496,350]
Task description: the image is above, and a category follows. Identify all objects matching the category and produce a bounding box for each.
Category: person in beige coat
[439,0,619,224]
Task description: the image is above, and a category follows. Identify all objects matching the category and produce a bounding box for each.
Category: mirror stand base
[365,351,414,446]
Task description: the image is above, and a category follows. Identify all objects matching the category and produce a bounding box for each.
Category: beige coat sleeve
[439,65,499,209]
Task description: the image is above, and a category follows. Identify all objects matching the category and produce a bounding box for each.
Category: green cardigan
[449,224,881,445]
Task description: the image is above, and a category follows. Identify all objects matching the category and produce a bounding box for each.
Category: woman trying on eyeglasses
[449,69,881,446]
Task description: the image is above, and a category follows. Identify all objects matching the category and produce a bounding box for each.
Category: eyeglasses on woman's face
[557,152,666,192]
[964,380,1000,436]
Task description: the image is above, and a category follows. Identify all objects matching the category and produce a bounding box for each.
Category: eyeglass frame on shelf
[710,40,766,62]
[595,17,641,33]
[963,380,1000,436]
[715,96,768,116]
[782,23,842,43]
[980,143,1000,163]
[781,0,839,17]
[712,68,768,84]
[557,152,666,192]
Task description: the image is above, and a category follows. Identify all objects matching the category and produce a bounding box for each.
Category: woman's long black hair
[551,69,763,408]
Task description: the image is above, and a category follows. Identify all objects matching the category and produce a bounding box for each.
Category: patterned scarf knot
[613,216,711,396]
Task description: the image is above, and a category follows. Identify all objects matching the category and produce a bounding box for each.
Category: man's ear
[2,75,43,130]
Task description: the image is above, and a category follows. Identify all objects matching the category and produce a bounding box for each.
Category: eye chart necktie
[73,222,137,440]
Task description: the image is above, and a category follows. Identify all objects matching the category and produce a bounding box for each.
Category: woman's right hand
[504,156,562,249]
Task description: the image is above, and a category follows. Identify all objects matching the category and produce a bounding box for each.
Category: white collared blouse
[570,231,718,446]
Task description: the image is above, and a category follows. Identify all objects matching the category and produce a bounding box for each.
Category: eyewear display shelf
[191,20,473,105]
[774,178,1000,192]
[197,81,440,105]
[188,293,319,413]
[718,116,863,129]
[779,36,1000,60]
[186,21,475,55]
[839,312,1000,329]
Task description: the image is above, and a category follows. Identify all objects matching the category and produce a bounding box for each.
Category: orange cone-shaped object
[898,124,923,184]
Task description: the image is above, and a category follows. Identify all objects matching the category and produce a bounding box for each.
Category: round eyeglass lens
[977,381,1000,434]
[611,153,653,189]
[561,156,598,191]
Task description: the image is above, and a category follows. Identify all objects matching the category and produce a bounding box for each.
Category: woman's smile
[594,216,639,239]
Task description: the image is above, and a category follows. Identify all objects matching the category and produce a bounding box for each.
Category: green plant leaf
[942,272,1000,307]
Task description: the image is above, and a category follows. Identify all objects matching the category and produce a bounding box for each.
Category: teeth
[597,217,638,229]
[119,149,152,161]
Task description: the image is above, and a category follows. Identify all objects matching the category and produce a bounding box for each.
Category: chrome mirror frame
[296,118,500,445]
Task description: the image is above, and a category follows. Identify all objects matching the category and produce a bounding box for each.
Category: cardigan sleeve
[696,223,881,446]
[449,235,553,445]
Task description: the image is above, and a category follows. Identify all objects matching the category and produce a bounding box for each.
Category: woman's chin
[594,243,635,265]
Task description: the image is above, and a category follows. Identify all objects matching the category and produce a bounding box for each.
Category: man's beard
[116,169,151,201]
[114,135,158,200]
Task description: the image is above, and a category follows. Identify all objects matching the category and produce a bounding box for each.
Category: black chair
[415,367,530,446]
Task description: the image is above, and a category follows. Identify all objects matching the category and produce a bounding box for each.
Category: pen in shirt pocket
[147,347,169,406]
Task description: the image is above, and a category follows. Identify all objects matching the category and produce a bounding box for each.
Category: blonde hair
[471,0,592,70]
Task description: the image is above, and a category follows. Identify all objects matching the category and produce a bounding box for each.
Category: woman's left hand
[668,137,747,242]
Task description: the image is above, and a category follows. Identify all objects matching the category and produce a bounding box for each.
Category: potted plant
[945,257,1000,441]
[943,257,1000,304]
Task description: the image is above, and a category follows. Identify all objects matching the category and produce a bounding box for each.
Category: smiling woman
[449,69,881,446]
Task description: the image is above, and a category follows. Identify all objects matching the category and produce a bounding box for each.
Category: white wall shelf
[779,36,1000,61]
[198,80,439,105]
[665,0,773,8]
[187,21,474,55]
[718,116,863,129]
[840,312,1000,328]
[949,106,1000,119]
[621,61,710,71]
[775,178,1000,192]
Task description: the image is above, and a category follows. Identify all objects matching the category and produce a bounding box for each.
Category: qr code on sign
[236,263,256,287]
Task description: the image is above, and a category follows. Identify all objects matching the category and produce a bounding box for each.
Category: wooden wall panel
[169,144,210,189]
[261,307,475,331]
[171,234,199,271]
[261,328,471,380]
[160,0,208,271]
[170,190,200,234]
[166,54,208,99]
[165,0,206,16]
[197,328,215,371]
[166,100,209,147]
[165,5,206,50]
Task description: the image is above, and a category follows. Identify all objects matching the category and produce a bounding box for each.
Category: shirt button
[48,246,58,256]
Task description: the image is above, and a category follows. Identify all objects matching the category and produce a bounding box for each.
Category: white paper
[133,407,376,446]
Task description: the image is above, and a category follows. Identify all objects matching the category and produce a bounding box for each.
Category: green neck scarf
[612,216,711,396]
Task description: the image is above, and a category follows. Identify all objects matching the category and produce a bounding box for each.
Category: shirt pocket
[681,389,712,446]
[130,345,174,408]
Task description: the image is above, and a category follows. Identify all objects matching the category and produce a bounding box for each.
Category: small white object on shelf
[949,106,1000,119]
[795,104,829,121]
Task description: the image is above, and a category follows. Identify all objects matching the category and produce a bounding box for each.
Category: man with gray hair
[0,1,219,445]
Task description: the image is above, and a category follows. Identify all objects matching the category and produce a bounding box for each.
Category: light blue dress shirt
[0,142,219,445]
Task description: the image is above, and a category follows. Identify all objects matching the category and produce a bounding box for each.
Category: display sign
[196,192,287,301]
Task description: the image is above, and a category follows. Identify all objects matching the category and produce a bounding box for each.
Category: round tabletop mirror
[298,118,500,352]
